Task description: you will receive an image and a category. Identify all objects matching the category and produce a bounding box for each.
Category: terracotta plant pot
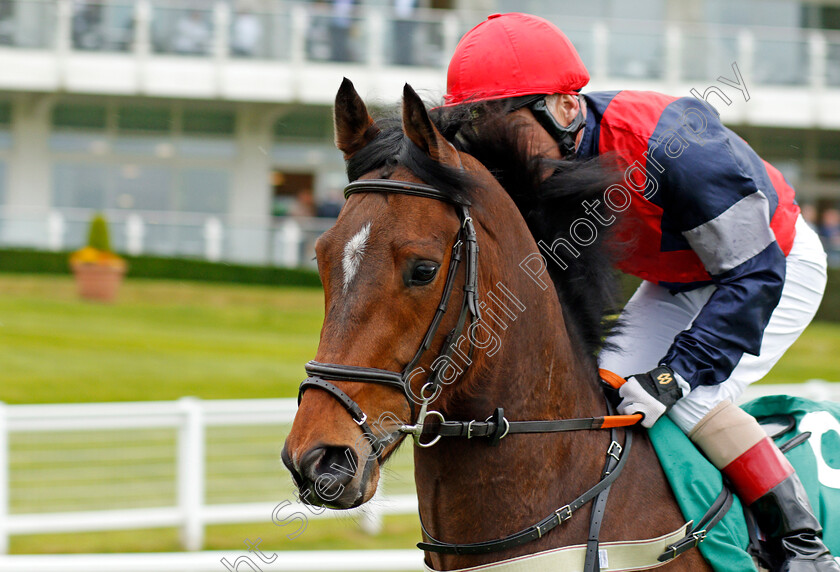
[72,263,126,302]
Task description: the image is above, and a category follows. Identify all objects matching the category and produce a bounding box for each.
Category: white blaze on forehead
[342,223,371,293]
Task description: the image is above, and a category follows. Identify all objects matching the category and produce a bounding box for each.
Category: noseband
[297,179,481,460]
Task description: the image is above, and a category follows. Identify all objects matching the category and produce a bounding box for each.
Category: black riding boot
[751,473,840,572]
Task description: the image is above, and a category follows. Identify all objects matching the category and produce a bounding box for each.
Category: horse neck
[413,198,611,570]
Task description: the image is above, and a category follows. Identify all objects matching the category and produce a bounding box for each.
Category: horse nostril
[281,445,304,488]
[300,446,358,490]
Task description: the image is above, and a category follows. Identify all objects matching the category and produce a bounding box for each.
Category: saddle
[649,395,840,572]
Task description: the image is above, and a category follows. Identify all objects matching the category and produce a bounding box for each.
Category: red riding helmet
[443,13,589,107]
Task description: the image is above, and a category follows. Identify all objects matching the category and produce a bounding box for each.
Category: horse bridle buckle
[607,440,622,461]
[555,505,573,523]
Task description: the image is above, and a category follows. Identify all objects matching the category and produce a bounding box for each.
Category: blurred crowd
[67,0,425,64]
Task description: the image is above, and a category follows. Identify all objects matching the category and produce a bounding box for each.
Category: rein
[297,178,718,567]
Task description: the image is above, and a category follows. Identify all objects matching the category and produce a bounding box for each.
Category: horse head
[281,79,563,510]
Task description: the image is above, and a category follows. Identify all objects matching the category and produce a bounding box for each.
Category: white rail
[0,396,418,554]
[0,381,836,556]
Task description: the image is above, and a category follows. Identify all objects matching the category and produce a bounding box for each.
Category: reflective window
[53,104,107,130]
[114,165,172,211]
[50,132,110,154]
[0,161,6,207]
[72,2,135,52]
[827,34,840,87]
[608,24,665,79]
[275,106,332,141]
[177,169,229,214]
[52,163,111,210]
[52,162,232,214]
[0,101,11,150]
[230,9,292,60]
[183,109,235,136]
[305,5,367,64]
[0,0,56,49]
[113,136,175,157]
[704,0,802,27]
[383,15,445,67]
[499,0,663,20]
[151,4,214,56]
[681,31,739,82]
[754,33,809,86]
[118,105,172,133]
[553,21,595,72]
[177,137,236,159]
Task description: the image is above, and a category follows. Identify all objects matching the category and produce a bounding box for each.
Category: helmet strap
[529,95,585,158]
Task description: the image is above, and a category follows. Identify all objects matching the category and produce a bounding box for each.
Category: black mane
[344,111,620,365]
[433,106,622,363]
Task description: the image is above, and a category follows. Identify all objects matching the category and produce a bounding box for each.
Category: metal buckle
[555,505,572,523]
[399,395,446,448]
[416,410,445,448]
[354,412,368,426]
[607,441,622,461]
[466,420,475,439]
[485,413,510,442]
[660,524,705,562]
[499,417,510,440]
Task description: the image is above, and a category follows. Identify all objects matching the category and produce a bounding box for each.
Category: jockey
[441,12,836,572]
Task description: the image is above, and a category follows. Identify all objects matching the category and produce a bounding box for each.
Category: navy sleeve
[649,98,786,389]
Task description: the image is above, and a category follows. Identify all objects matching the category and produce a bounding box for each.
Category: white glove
[617,366,689,428]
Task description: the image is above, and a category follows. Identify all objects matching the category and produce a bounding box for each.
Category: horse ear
[334,78,380,159]
[402,84,459,165]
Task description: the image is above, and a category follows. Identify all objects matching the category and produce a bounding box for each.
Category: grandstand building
[0,0,839,266]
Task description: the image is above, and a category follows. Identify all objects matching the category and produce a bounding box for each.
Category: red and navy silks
[576,91,800,391]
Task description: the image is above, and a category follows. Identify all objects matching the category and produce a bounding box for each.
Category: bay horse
[281,79,713,572]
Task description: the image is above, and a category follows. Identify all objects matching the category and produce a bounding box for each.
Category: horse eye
[410,263,439,286]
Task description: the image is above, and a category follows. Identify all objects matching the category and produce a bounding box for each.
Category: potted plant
[69,214,127,302]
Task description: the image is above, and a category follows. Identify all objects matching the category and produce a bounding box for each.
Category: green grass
[10,514,423,554]
[0,274,323,403]
[0,273,837,405]
[761,321,840,383]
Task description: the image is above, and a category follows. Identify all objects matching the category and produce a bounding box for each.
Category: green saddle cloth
[648,394,840,572]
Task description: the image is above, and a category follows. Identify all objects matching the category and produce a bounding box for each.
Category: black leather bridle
[294,176,717,565]
[298,178,482,461]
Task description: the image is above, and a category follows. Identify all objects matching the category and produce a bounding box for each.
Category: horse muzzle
[281,442,373,509]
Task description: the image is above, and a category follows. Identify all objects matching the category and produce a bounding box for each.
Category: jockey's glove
[617,365,690,428]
